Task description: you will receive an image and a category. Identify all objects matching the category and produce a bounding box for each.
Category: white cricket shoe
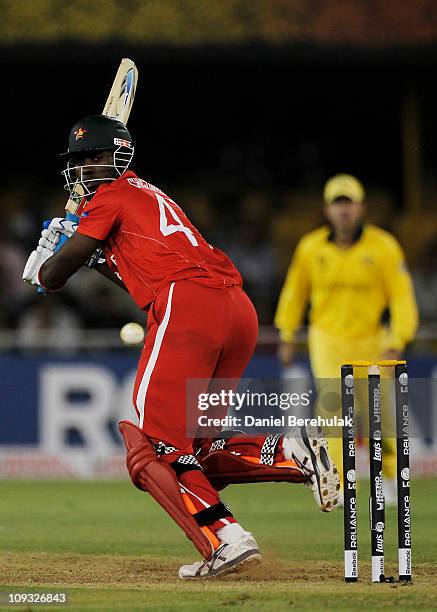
[178,533,261,580]
[283,425,341,512]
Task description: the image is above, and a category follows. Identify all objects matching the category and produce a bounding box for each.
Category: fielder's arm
[382,239,418,353]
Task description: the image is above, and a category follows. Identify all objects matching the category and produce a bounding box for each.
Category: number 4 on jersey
[156,194,198,246]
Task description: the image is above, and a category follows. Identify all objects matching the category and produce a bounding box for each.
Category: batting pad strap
[260,434,282,466]
[209,439,226,452]
[193,503,233,527]
[154,441,178,457]
[208,430,247,453]
[171,454,203,476]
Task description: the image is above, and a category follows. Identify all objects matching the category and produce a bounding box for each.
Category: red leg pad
[119,420,214,560]
[201,450,308,490]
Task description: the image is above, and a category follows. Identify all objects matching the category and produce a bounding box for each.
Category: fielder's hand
[278,341,296,367]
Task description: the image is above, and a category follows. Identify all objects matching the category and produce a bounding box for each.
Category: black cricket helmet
[61,114,134,198]
[61,114,133,157]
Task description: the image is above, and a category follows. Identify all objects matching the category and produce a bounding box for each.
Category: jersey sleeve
[76,188,122,241]
[381,236,418,351]
[274,237,311,342]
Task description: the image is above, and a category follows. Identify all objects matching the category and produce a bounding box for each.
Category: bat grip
[37,212,79,295]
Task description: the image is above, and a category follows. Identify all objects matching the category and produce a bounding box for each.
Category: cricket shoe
[178,533,261,580]
[282,425,341,512]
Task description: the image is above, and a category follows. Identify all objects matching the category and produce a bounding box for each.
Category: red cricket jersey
[76,171,242,310]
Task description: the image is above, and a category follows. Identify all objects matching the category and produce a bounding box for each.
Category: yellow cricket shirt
[275,224,418,350]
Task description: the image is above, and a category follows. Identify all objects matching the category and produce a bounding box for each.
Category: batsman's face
[63,149,124,199]
[72,150,116,181]
[324,198,364,233]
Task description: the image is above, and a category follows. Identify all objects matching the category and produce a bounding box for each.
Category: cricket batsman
[275,174,418,503]
[22,115,340,579]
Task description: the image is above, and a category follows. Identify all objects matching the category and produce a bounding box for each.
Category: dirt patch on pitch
[0,552,178,587]
[0,552,344,587]
[230,549,343,582]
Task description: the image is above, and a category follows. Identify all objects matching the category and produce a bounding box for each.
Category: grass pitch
[0,478,436,611]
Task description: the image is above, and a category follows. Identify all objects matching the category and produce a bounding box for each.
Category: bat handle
[37,212,80,295]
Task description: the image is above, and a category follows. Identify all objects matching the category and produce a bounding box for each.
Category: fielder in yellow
[275,174,418,503]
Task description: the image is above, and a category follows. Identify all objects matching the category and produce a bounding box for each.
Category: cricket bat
[38,58,138,294]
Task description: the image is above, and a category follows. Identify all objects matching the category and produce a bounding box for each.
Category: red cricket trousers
[133,279,258,450]
[132,279,259,538]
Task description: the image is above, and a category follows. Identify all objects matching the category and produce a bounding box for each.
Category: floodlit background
[1,0,437,475]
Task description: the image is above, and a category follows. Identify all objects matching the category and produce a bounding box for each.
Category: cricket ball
[120,322,145,346]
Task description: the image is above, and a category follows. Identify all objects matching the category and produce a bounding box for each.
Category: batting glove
[22,247,53,287]
[47,217,78,238]
[38,228,60,253]
[23,218,78,287]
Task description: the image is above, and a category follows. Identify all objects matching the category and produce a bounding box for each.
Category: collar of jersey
[327,223,364,245]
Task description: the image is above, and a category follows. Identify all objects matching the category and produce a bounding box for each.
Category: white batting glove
[38,228,60,253]
[48,217,78,238]
[22,247,53,287]
[35,217,77,256]
[22,218,78,287]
